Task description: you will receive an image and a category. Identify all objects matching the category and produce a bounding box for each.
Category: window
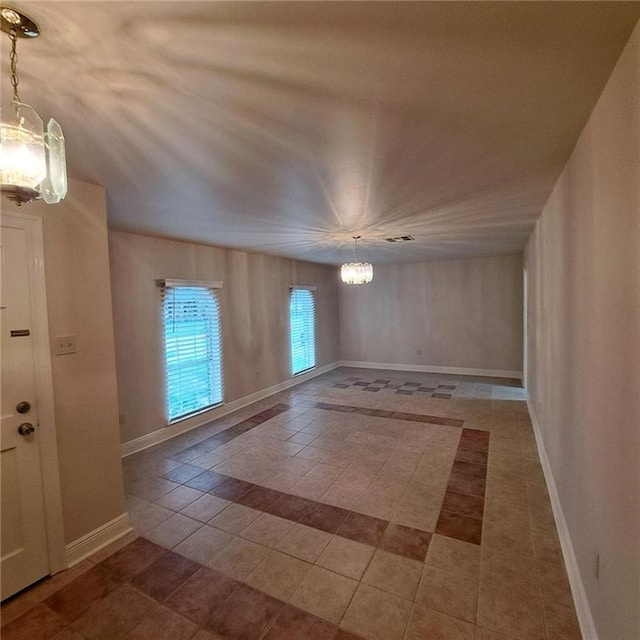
[158,279,223,422]
[290,286,316,375]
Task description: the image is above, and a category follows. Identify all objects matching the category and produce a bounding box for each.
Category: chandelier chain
[9,26,20,102]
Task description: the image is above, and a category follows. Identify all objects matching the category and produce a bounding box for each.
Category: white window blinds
[159,282,223,422]
[290,287,316,375]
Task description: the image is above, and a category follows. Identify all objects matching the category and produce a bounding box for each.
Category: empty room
[1,2,638,640]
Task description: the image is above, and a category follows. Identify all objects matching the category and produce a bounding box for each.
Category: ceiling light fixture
[1,6,67,205]
[341,235,373,285]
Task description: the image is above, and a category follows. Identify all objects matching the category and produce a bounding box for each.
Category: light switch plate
[53,335,76,355]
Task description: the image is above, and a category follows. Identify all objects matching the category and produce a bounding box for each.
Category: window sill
[292,366,316,377]
[167,401,224,426]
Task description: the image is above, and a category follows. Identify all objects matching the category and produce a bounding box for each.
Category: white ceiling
[6,2,640,264]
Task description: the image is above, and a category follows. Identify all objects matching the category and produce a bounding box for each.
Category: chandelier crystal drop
[1,7,67,205]
[340,235,373,285]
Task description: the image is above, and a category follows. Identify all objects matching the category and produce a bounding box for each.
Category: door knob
[17,423,35,436]
[17,401,31,414]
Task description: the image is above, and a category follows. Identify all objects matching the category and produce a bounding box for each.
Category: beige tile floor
[2,368,582,640]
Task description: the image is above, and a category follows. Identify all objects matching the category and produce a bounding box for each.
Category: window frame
[289,285,317,376]
[156,278,224,424]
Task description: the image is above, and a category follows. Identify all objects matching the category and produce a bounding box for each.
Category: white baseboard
[121,361,341,457]
[65,513,133,568]
[339,360,522,380]
[527,398,598,640]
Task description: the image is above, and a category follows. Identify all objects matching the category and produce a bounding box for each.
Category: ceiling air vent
[385,235,415,243]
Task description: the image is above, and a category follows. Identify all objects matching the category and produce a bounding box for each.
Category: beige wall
[5,179,126,545]
[109,231,340,444]
[525,21,639,640]
[339,255,523,374]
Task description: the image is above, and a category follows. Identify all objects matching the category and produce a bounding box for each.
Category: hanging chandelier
[341,235,373,285]
[1,6,67,205]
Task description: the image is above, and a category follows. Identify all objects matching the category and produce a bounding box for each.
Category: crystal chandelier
[1,6,67,205]
[341,235,373,285]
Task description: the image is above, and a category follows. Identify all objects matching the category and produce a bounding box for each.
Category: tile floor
[1,368,582,640]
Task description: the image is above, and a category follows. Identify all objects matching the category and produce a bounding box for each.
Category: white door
[1,215,51,600]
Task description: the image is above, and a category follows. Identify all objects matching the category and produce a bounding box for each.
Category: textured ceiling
[5,2,640,264]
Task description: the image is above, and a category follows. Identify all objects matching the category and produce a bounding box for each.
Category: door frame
[2,210,66,575]
[522,264,528,390]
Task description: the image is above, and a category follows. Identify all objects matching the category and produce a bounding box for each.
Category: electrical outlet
[416,348,423,356]
[118,413,126,426]
[53,335,76,356]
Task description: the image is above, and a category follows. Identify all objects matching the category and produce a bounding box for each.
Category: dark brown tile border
[264,604,340,639]
[441,491,484,520]
[184,470,228,492]
[455,448,488,465]
[164,565,242,626]
[334,631,367,640]
[99,537,166,579]
[237,486,283,511]
[131,551,200,602]
[458,429,490,453]
[336,512,389,547]
[447,472,486,498]
[205,583,284,639]
[379,523,432,561]
[298,503,350,534]
[451,460,486,479]
[1,603,65,639]
[264,495,316,522]
[435,427,489,545]
[211,477,255,501]
[435,511,483,545]
[44,565,121,623]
